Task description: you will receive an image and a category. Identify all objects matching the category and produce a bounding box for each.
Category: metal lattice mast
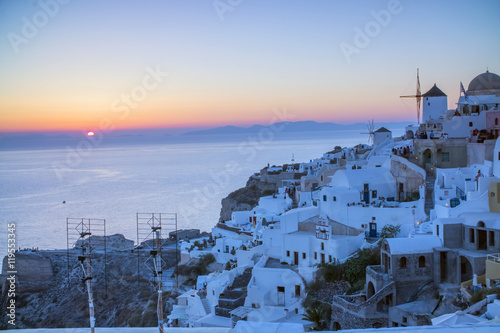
[136,213,177,333]
[66,218,106,333]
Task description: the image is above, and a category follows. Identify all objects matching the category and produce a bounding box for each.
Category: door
[440,251,447,283]
[321,253,325,264]
[277,286,285,306]
[398,183,404,202]
[294,251,299,265]
[363,183,370,204]
[369,222,377,238]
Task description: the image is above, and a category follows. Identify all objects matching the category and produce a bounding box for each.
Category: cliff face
[219,175,278,221]
[0,243,179,329]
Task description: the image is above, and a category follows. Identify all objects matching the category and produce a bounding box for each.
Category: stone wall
[442,223,463,248]
[331,281,395,329]
[413,138,468,172]
[388,304,432,327]
[433,248,459,285]
[1,253,53,293]
[390,156,425,200]
[365,265,392,296]
[467,140,495,165]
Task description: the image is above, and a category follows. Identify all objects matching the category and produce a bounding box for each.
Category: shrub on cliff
[344,247,380,286]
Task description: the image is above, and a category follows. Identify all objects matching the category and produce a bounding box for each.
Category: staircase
[424,171,436,217]
[215,268,253,318]
[201,298,211,315]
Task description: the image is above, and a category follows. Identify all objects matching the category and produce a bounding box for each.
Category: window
[400,257,407,269]
[402,317,407,324]
[287,250,290,257]
[277,286,285,293]
[428,102,430,106]
[302,253,306,259]
[321,242,324,250]
[333,196,337,202]
[469,122,473,127]
[321,175,324,182]
[314,252,317,260]
[490,231,495,246]
[323,195,327,202]
[442,152,450,162]
[469,229,475,243]
[329,255,332,262]
[436,225,439,236]
[496,118,499,126]
[418,256,426,268]
[372,190,377,199]
[295,285,301,296]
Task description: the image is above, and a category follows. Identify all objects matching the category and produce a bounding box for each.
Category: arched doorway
[367,281,375,298]
[423,149,433,171]
[460,256,473,283]
[333,322,341,331]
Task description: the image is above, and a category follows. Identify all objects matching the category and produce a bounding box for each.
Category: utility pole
[80,245,95,333]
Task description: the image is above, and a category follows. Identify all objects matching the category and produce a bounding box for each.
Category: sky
[0,0,499,133]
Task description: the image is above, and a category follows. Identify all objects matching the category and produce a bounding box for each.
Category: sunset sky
[0,0,499,132]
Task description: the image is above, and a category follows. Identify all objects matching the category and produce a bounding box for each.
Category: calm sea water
[0,129,403,258]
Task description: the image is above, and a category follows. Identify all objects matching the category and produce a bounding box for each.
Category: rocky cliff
[0,236,179,329]
[219,174,278,222]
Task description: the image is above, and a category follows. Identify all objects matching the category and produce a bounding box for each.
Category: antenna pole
[84,245,96,333]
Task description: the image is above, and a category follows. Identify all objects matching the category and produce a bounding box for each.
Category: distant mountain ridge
[183,121,414,135]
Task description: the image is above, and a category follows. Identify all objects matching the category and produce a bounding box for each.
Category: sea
[0,128,404,261]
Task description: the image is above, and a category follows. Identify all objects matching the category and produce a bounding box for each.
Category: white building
[244,256,305,322]
[422,84,448,122]
[373,127,392,146]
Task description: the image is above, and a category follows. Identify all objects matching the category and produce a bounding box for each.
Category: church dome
[467,70,500,95]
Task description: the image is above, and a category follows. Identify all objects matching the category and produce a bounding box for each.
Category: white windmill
[361,119,376,146]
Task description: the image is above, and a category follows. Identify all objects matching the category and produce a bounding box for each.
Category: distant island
[182,121,415,136]
[0,121,415,142]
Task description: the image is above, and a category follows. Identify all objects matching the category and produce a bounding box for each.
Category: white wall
[245,257,305,308]
[443,113,486,138]
[258,195,292,215]
[206,266,247,308]
[282,232,313,266]
[423,96,447,121]
[231,211,252,225]
[434,190,490,218]
[282,232,365,267]
[323,205,422,230]
[279,206,319,233]
[374,132,392,146]
[495,138,500,178]
[262,227,284,259]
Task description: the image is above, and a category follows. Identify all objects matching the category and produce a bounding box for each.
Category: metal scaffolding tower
[66,218,106,333]
[136,213,177,333]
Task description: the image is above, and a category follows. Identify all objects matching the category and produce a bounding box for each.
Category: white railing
[487,253,500,263]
